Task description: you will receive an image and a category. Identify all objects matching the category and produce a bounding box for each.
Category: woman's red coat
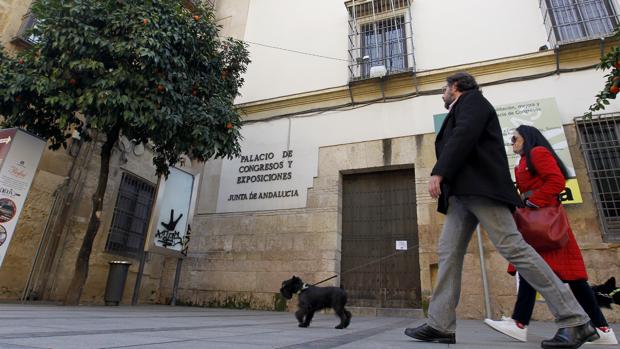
[507,146,587,281]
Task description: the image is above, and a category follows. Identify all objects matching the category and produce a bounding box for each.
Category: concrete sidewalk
[0,304,616,349]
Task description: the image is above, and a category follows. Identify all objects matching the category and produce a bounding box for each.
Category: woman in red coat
[484,125,616,345]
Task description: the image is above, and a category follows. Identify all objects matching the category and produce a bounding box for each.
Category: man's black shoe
[541,322,599,349]
[404,323,456,344]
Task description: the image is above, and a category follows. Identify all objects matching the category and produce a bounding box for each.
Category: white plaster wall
[213,95,433,213]
[237,0,349,104]
[203,69,620,214]
[237,0,549,103]
[411,0,548,70]
[483,69,611,122]
[214,0,250,39]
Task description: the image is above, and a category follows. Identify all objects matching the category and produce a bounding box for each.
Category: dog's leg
[335,307,351,329]
[343,310,352,328]
[295,309,305,326]
[301,310,315,327]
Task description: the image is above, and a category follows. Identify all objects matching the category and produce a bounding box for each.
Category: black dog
[279,275,351,329]
[592,277,620,309]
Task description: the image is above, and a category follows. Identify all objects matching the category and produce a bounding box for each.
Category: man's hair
[446,72,479,92]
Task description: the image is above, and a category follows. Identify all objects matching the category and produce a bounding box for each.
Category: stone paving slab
[0,304,617,349]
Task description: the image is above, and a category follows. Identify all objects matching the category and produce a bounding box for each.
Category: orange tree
[0,0,249,304]
[587,28,620,117]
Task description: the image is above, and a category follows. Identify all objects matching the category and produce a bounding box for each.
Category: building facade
[1,0,620,323]
[183,0,620,321]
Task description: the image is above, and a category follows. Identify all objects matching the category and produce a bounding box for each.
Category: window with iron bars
[540,0,619,47]
[347,0,415,81]
[359,17,408,78]
[575,113,620,242]
[105,173,156,258]
[11,12,39,46]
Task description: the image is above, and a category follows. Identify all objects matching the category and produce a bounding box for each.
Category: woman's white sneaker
[586,327,618,345]
[484,317,527,342]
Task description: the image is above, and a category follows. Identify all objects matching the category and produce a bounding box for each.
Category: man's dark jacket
[432,89,522,214]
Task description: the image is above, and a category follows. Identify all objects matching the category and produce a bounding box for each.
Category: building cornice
[237,39,608,122]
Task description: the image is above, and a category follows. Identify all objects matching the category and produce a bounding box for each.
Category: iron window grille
[575,112,620,242]
[540,0,619,47]
[11,12,39,46]
[105,173,156,258]
[347,0,416,81]
[183,0,215,10]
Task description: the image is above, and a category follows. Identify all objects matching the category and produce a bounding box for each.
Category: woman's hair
[516,125,569,180]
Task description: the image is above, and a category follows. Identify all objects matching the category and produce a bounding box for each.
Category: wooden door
[341,169,421,308]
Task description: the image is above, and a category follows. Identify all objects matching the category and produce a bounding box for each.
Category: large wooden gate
[341,169,421,308]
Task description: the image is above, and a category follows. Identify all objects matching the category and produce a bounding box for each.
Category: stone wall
[0,0,31,54]
[168,127,620,323]
[0,169,65,299]
[0,126,617,320]
[0,134,178,305]
[44,137,177,305]
[171,135,445,310]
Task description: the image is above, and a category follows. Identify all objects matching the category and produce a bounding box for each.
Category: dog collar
[297,283,309,294]
[610,288,620,297]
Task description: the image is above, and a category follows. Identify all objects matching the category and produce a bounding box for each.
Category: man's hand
[428,175,443,199]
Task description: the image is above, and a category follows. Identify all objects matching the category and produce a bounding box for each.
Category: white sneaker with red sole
[484,317,527,342]
[585,327,618,345]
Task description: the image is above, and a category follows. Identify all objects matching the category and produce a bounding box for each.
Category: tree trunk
[64,125,120,305]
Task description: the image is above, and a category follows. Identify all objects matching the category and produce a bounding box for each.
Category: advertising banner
[0,129,45,268]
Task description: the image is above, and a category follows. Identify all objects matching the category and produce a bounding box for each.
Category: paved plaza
[0,304,617,349]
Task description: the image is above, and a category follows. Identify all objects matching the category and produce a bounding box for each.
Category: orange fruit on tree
[193,15,201,21]
[143,18,149,25]
[611,85,619,94]
[225,122,233,129]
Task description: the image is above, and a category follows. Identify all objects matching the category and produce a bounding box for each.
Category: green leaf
[0,0,250,176]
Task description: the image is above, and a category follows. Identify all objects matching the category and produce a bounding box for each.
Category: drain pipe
[476,224,492,319]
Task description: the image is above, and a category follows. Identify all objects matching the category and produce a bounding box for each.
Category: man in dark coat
[404,72,598,349]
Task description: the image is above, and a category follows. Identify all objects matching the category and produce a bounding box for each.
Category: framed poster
[144,167,200,256]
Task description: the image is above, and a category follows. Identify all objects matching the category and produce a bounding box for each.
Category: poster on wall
[144,167,199,256]
[0,128,46,268]
[433,97,582,204]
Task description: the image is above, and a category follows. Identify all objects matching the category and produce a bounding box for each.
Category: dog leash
[596,288,620,300]
[311,250,409,286]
